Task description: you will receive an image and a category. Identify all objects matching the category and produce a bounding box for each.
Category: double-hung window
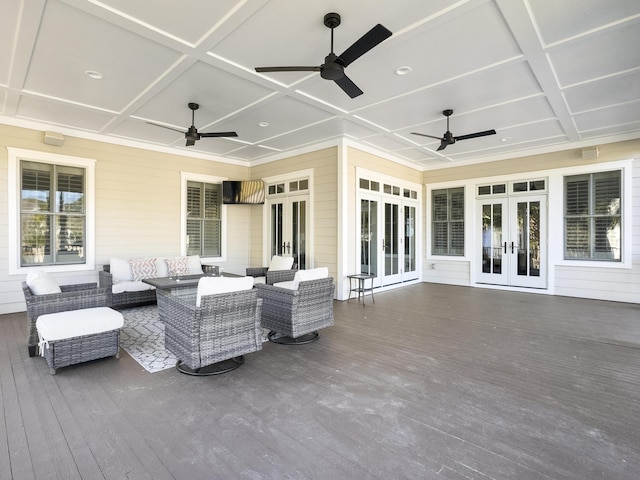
[564,170,621,261]
[432,187,464,256]
[185,180,222,257]
[20,161,86,266]
[8,148,95,273]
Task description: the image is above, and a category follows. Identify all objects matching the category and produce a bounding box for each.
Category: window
[8,148,95,274]
[432,187,464,256]
[564,170,621,261]
[186,181,222,257]
[20,161,86,266]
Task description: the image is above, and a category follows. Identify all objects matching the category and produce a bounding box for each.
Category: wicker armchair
[255,277,335,344]
[246,255,297,285]
[22,281,111,357]
[156,288,263,375]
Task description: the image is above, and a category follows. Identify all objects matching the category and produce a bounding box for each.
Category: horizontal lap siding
[0,124,250,314]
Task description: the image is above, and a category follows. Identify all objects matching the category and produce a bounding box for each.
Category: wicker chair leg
[28,345,37,357]
[49,367,56,375]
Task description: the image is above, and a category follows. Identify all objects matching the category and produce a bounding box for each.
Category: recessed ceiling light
[258,121,270,127]
[85,70,103,80]
[394,66,412,76]
[501,137,511,142]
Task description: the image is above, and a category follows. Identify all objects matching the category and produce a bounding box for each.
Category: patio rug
[120,305,176,373]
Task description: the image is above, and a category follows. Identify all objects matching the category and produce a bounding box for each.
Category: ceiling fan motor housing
[321,53,344,80]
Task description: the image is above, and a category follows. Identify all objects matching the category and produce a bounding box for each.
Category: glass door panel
[403,205,418,281]
[384,201,401,285]
[360,199,378,277]
[291,199,306,269]
[477,199,507,284]
[270,202,284,257]
[510,196,545,288]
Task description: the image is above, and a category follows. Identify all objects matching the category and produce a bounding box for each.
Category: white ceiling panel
[132,62,273,127]
[547,19,640,87]
[356,60,543,131]
[17,96,114,131]
[528,0,640,45]
[0,0,638,168]
[219,95,335,143]
[23,1,180,111]
[574,101,640,132]
[96,0,242,45]
[563,70,640,114]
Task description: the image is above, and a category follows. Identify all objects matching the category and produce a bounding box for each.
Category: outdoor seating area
[21,258,336,376]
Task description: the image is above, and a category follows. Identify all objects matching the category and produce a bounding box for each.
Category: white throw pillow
[292,267,329,289]
[268,255,294,271]
[110,258,133,282]
[25,270,62,295]
[186,255,203,275]
[196,276,254,307]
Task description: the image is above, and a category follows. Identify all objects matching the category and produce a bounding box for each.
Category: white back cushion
[110,258,133,282]
[26,270,62,295]
[292,267,329,289]
[196,276,254,307]
[186,255,203,275]
[268,255,294,271]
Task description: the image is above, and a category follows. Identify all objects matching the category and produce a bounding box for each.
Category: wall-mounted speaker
[581,147,599,161]
[44,131,64,146]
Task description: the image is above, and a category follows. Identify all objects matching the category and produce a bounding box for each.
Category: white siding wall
[0,124,250,314]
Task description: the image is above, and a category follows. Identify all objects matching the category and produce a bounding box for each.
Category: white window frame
[8,148,96,275]
[431,186,465,257]
[180,172,227,261]
[554,160,632,268]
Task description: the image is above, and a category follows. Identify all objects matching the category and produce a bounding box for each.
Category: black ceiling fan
[411,109,496,151]
[255,12,392,98]
[146,103,237,146]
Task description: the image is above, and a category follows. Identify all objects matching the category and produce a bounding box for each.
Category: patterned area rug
[120,305,176,373]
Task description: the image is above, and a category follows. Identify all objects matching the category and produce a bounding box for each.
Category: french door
[477,194,546,288]
[360,196,418,287]
[268,196,307,269]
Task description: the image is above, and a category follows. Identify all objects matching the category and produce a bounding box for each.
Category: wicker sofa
[99,255,204,309]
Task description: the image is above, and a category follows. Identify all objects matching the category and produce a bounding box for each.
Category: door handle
[285,242,291,254]
[503,242,507,254]
[511,241,515,254]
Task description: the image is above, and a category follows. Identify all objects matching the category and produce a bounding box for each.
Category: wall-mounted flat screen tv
[222,180,265,204]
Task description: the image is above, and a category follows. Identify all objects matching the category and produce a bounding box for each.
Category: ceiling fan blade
[334,73,363,98]
[145,121,185,134]
[411,132,442,141]
[454,129,496,141]
[185,139,196,147]
[255,66,321,73]
[437,139,449,151]
[200,132,238,138]
[336,24,392,67]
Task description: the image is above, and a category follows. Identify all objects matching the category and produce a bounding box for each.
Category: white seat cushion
[36,307,123,342]
[268,255,294,271]
[196,276,254,307]
[112,280,155,294]
[26,270,61,295]
[273,280,296,290]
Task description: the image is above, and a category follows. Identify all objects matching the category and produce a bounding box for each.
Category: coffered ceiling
[2,0,639,169]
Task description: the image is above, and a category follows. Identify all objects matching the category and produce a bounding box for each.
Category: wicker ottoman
[36,307,123,374]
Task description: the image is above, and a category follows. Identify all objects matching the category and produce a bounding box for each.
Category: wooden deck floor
[1,283,639,479]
